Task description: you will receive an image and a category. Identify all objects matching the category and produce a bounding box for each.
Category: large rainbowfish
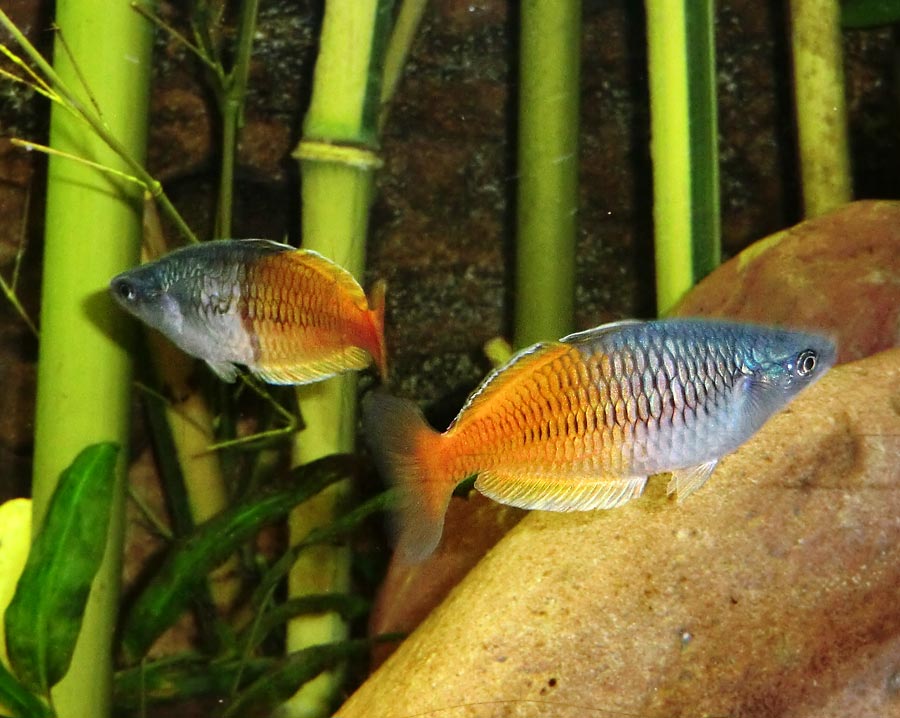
[364,319,836,561]
[110,239,386,384]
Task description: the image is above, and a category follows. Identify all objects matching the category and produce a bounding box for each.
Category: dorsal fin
[450,341,576,429]
[560,318,645,345]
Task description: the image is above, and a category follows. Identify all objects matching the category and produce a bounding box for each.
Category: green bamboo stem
[30,1,153,716]
[285,2,394,715]
[514,0,580,348]
[646,0,720,316]
[790,0,852,217]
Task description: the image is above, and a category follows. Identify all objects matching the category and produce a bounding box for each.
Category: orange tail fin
[362,391,453,562]
[367,279,388,381]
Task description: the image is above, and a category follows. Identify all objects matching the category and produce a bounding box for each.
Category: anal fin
[666,459,718,501]
[475,471,648,512]
[250,347,372,385]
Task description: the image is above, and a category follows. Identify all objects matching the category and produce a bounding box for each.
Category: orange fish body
[239,247,387,384]
[110,239,387,385]
[364,319,836,561]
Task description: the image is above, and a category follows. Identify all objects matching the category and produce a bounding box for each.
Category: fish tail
[362,391,454,562]
[367,279,389,381]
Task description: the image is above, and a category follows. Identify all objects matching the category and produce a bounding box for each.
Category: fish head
[742,328,838,413]
[109,264,185,336]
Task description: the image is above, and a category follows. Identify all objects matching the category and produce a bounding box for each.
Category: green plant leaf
[119,455,358,664]
[842,0,900,27]
[0,660,53,718]
[241,593,370,654]
[220,640,371,718]
[113,653,275,711]
[4,443,119,696]
[250,489,396,609]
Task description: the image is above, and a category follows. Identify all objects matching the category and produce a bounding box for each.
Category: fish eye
[113,278,137,302]
[796,349,817,377]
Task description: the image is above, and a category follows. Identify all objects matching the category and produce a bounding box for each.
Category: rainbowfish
[363,319,836,561]
[109,239,387,384]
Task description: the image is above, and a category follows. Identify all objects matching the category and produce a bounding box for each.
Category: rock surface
[340,348,900,718]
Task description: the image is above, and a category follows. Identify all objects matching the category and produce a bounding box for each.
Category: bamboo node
[293,139,384,169]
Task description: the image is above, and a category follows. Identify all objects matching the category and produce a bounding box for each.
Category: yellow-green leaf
[0,499,31,673]
[4,443,119,695]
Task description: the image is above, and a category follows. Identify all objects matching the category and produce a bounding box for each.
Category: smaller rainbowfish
[363,319,836,561]
[110,239,387,384]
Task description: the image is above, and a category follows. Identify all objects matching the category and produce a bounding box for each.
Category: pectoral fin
[666,459,718,501]
[206,360,240,383]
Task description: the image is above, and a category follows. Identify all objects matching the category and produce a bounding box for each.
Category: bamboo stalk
[284,2,394,715]
[790,0,852,217]
[514,0,581,348]
[29,1,153,716]
[646,0,720,315]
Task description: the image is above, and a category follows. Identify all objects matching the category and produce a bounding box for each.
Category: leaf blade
[4,443,119,694]
[0,661,53,718]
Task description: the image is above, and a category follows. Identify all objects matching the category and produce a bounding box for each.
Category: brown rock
[340,349,900,717]
[368,493,524,667]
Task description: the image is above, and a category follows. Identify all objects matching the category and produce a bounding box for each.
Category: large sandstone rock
[341,348,900,717]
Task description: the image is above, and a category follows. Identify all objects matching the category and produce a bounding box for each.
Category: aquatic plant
[514,0,580,347]
[646,0,721,315]
[791,0,852,216]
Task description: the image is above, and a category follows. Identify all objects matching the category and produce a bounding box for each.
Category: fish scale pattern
[447,323,749,484]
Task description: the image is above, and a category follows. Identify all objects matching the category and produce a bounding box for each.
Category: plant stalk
[514,0,581,348]
[790,0,852,217]
[216,0,259,238]
[30,1,153,715]
[646,0,721,315]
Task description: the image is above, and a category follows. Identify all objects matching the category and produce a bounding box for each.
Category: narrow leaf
[4,443,119,695]
[241,594,370,654]
[0,661,53,718]
[220,640,371,718]
[250,489,396,609]
[119,455,357,664]
[114,654,275,711]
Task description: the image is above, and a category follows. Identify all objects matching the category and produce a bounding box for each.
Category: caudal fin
[362,391,452,562]
[367,279,389,381]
